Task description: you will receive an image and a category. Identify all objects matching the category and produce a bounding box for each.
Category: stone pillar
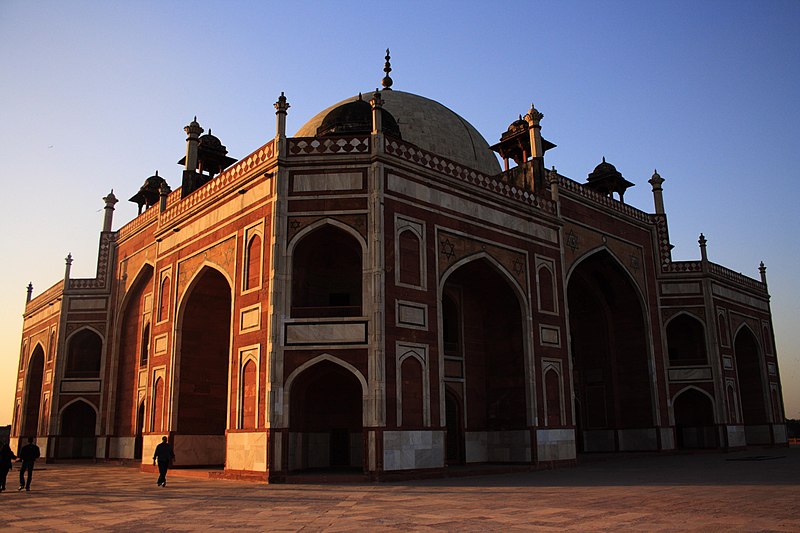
[159,181,171,212]
[548,166,560,202]
[648,170,665,214]
[184,117,204,172]
[102,190,118,232]
[274,92,289,139]
[699,233,708,264]
[370,89,383,134]
[64,253,73,281]
[26,282,33,303]
[524,104,545,190]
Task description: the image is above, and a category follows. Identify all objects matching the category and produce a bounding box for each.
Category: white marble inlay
[240,304,261,332]
[293,172,363,192]
[661,282,701,295]
[153,333,168,355]
[388,173,557,243]
[61,379,101,393]
[69,298,107,310]
[397,301,427,328]
[540,325,560,346]
[668,367,713,382]
[285,322,366,345]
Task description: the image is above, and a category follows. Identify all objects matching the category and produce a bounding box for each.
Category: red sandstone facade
[11,79,786,481]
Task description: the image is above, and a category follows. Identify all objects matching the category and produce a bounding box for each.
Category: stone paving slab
[1,448,798,531]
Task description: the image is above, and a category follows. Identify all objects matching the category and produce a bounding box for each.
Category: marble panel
[388,174,557,243]
[172,434,226,466]
[745,425,772,445]
[536,429,576,461]
[69,298,107,310]
[382,430,444,471]
[397,301,427,328]
[661,282,701,295]
[487,430,531,462]
[293,172,363,192]
[660,427,676,450]
[767,362,777,375]
[240,305,261,332]
[668,367,713,382]
[109,436,137,460]
[722,356,733,369]
[61,380,101,393]
[711,284,770,311]
[539,325,560,346]
[285,322,366,345]
[138,370,148,388]
[226,432,268,472]
[726,425,746,447]
[465,431,488,463]
[773,424,787,444]
[582,430,615,452]
[307,433,330,468]
[153,333,168,355]
[618,428,658,451]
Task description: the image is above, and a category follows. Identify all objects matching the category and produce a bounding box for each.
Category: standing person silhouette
[17,438,40,491]
[0,440,17,491]
[153,436,175,487]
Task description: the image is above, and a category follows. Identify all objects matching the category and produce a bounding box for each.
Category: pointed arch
[57,398,98,458]
[284,353,368,427]
[665,312,708,366]
[733,324,769,428]
[672,386,717,449]
[21,344,45,438]
[64,326,103,378]
[288,219,366,319]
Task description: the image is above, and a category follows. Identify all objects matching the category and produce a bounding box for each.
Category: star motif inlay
[441,238,456,260]
[566,230,579,253]
[512,257,525,276]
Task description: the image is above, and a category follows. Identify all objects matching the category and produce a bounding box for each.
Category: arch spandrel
[119,249,157,295]
[436,230,528,295]
[287,214,367,243]
[176,237,236,304]
[563,224,647,296]
[566,244,647,302]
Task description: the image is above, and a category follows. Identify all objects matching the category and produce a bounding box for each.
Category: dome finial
[382,48,393,90]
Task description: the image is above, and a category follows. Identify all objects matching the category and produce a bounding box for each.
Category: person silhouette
[0,440,17,491]
[152,436,175,487]
[17,437,40,491]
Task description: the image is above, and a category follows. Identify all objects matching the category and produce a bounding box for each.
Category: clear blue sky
[1,0,798,425]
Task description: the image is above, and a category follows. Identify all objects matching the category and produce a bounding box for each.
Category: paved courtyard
[1,447,799,531]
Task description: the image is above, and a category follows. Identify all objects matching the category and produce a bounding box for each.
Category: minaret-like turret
[649,170,665,214]
[759,261,768,285]
[184,117,204,173]
[102,190,118,232]
[699,233,708,263]
[370,89,383,134]
[275,92,290,138]
[26,282,33,303]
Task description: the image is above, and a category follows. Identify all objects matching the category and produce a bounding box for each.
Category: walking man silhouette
[153,436,175,487]
[18,438,40,492]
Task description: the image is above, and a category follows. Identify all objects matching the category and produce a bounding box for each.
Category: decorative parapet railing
[118,139,277,238]
[118,201,158,239]
[160,139,276,226]
[68,232,115,291]
[288,136,370,156]
[708,262,766,293]
[663,260,703,274]
[385,137,557,215]
[558,175,651,223]
[25,281,63,314]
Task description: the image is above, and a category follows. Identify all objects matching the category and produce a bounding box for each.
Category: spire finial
[382,48,393,90]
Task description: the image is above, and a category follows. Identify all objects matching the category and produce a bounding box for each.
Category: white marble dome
[295,90,501,176]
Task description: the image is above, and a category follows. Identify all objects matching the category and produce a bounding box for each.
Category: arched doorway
[734,327,770,444]
[673,388,717,449]
[115,265,154,439]
[58,400,97,458]
[567,250,655,452]
[134,400,145,460]
[175,266,232,465]
[441,257,528,464]
[22,346,45,438]
[288,360,363,472]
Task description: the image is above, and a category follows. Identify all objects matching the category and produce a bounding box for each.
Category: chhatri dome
[294,52,501,176]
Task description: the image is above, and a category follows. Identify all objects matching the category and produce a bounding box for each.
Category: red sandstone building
[11,60,787,481]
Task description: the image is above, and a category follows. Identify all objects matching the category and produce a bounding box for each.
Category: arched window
[158,276,171,322]
[545,369,561,426]
[726,385,738,423]
[398,230,422,286]
[65,329,102,378]
[400,356,424,427]
[442,293,461,356]
[291,225,362,318]
[48,331,56,362]
[245,234,262,290]
[152,377,164,433]
[538,266,555,313]
[718,312,730,346]
[240,360,257,430]
[140,323,150,367]
[667,314,707,365]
